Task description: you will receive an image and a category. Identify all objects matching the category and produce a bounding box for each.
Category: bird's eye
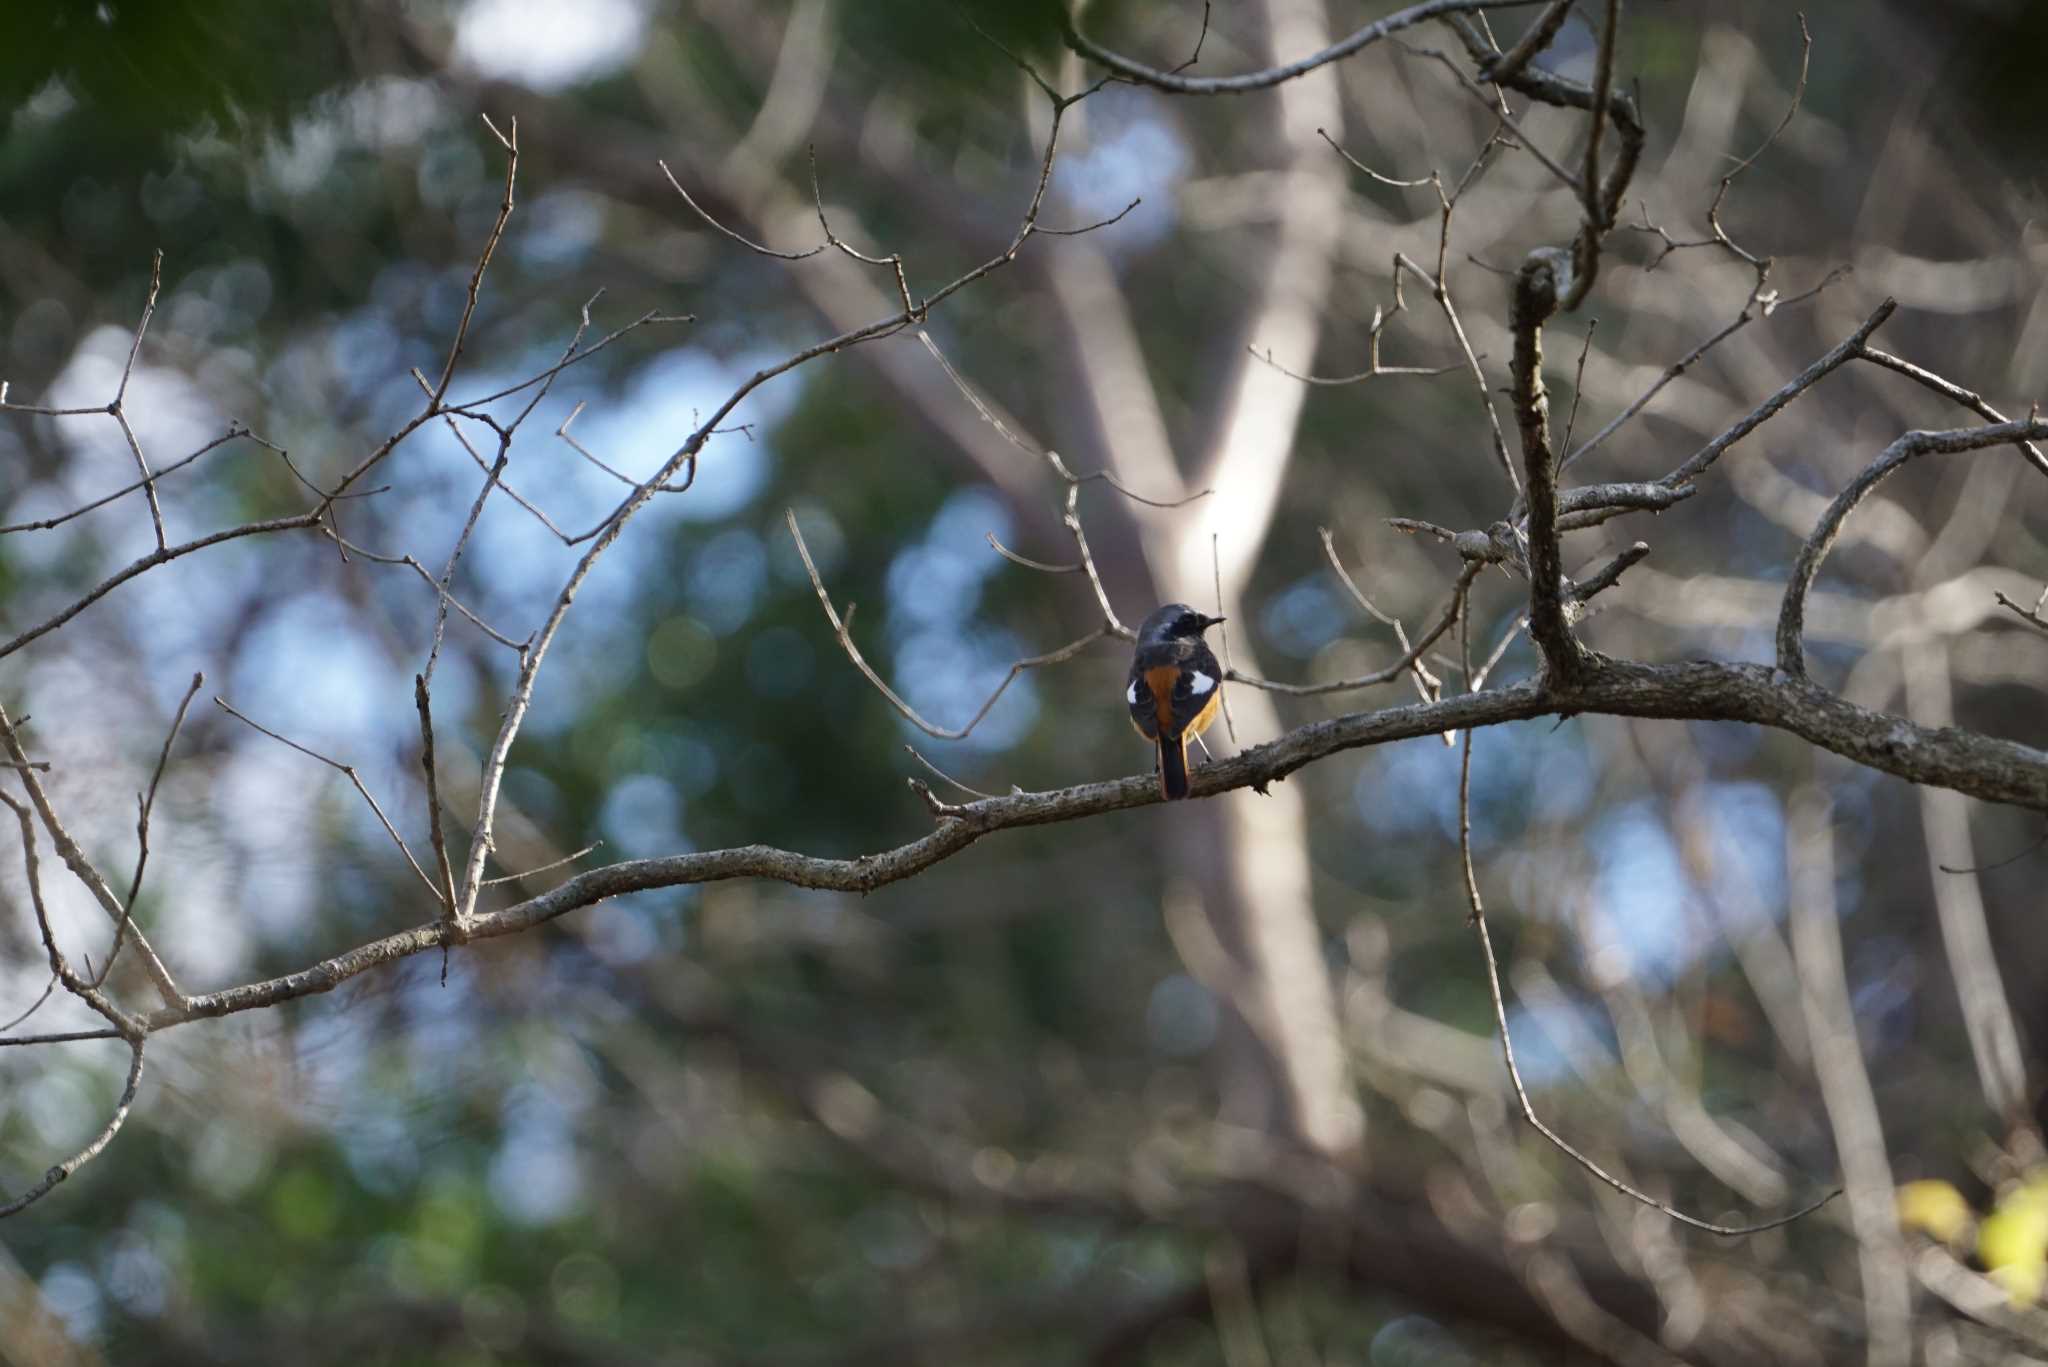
[1178,614,1198,634]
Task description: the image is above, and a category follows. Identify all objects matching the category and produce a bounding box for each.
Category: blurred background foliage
[3,1,2048,1363]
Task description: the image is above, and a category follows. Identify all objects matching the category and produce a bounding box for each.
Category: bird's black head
[1137,602,1224,643]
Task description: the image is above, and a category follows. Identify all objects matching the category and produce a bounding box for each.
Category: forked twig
[787,510,1112,741]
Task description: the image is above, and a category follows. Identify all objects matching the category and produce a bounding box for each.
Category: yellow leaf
[1978,1184,2048,1308]
[1897,1179,1973,1248]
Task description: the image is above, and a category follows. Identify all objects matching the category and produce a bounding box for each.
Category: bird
[1126,603,1225,800]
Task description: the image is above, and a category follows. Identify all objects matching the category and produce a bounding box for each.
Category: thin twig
[415,676,459,916]
[1230,563,1477,697]
[214,697,444,901]
[0,976,58,1035]
[557,400,698,494]
[1559,320,1596,458]
[0,1035,146,1218]
[1211,533,1239,744]
[1320,527,1442,702]
[788,510,1111,740]
[92,672,203,989]
[661,159,825,260]
[904,745,1002,801]
[0,425,250,535]
[118,251,168,549]
[431,115,518,404]
[481,843,602,887]
[986,532,1079,574]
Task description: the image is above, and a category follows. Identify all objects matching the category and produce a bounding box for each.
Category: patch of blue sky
[1585,801,1698,986]
[229,590,409,757]
[291,999,373,1106]
[883,486,1012,643]
[489,1112,585,1226]
[401,963,485,1095]
[1696,781,1787,930]
[337,1106,422,1196]
[1262,574,1348,658]
[600,772,685,861]
[357,344,796,732]
[36,1264,103,1344]
[515,189,607,268]
[1049,90,1188,253]
[686,526,769,635]
[878,487,1037,750]
[1503,998,1610,1090]
[1353,718,1595,845]
[890,625,1040,752]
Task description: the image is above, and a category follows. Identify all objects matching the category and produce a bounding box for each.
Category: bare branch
[321,532,530,654]
[1062,0,1555,95]
[1321,526,1443,702]
[0,1034,145,1219]
[1722,12,1813,186]
[1855,345,2048,480]
[1994,591,2048,636]
[1508,250,1579,681]
[0,512,323,662]
[1659,298,1896,491]
[0,424,254,536]
[809,145,916,314]
[127,657,2048,1033]
[1210,533,1240,743]
[1577,0,1622,229]
[917,330,1207,509]
[557,400,698,493]
[661,159,823,259]
[1478,0,1573,86]
[1778,418,2048,677]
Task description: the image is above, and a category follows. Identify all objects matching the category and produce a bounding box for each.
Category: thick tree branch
[1509,249,1580,681]
[133,655,2048,1033]
[1778,418,2048,677]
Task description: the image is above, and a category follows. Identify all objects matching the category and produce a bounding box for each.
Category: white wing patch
[1187,670,1216,695]
[1126,680,1140,705]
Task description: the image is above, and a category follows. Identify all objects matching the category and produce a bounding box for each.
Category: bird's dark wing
[1126,661,1160,739]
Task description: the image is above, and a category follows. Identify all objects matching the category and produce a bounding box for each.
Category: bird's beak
[1201,614,1226,629]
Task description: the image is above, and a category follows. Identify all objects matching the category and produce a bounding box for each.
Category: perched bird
[1126,603,1225,800]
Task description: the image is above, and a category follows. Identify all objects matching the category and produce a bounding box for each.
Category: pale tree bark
[1048,0,1362,1160]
